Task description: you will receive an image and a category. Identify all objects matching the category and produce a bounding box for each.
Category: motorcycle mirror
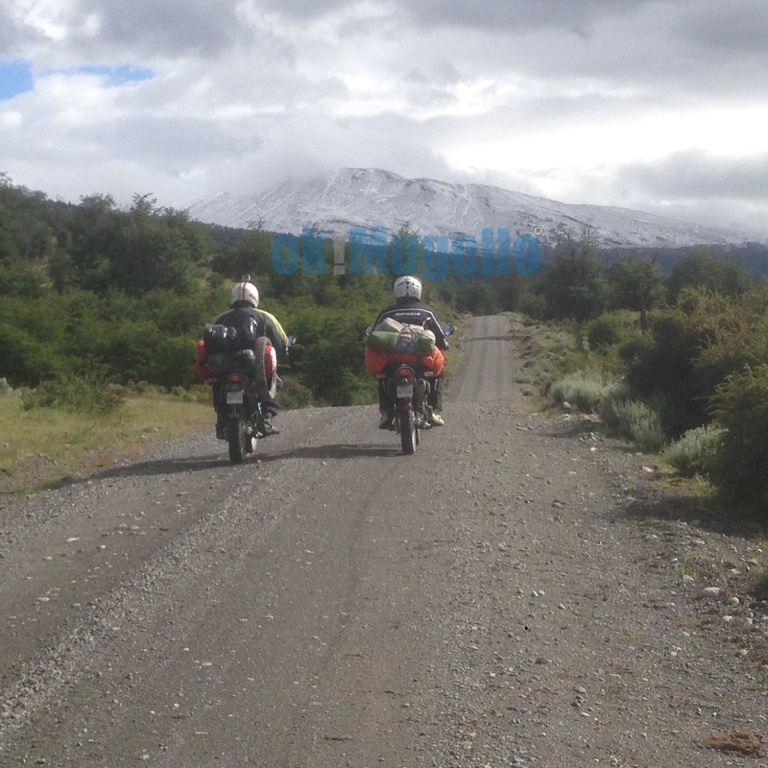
[287,335,297,347]
[443,323,455,336]
[365,326,373,336]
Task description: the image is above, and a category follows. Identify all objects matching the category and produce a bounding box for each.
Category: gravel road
[1,314,767,767]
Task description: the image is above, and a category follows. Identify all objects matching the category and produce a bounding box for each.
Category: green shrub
[599,396,665,452]
[0,377,18,397]
[620,286,768,438]
[709,364,768,515]
[747,561,768,602]
[279,376,315,409]
[586,312,630,351]
[169,386,197,402]
[187,383,213,405]
[21,374,125,415]
[662,424,724,477]
[549,368,623,413]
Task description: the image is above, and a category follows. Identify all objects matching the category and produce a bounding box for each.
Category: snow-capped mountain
[186,168,760,249]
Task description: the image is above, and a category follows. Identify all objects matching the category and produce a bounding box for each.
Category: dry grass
[0,392,212,494]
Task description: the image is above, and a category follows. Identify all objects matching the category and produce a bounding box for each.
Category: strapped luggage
[366,322,436,357]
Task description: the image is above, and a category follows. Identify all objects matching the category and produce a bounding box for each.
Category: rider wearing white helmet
[209,277,290,438]
[372,275,449,427]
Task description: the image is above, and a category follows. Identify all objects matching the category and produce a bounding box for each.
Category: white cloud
[1,0,766,233]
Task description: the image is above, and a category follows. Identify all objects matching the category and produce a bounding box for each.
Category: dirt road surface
[1,315,767,767]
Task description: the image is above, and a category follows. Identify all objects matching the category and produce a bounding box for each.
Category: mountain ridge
[186,167,763,249]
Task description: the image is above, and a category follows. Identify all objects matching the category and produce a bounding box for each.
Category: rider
[372,275,449,428]
[203,278,289,439]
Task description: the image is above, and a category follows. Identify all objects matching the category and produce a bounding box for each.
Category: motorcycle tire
[228,413,249,464]
[253,337,278,401]
[400,409,417,455]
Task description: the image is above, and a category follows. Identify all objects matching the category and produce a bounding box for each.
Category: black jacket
[373,298,448,350]
[213,305,289,362]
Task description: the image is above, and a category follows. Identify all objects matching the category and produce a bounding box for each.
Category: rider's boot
[429,409,445,426]
[262,414,280,435]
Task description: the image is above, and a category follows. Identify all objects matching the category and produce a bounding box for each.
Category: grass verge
[0,390,212,496]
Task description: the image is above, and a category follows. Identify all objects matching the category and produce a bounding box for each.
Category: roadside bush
[187,383,213,405]
[549,368,623,413]
[661,424,724,477]
[747,562,768,602]
[599,396,665,453]
[21,374,125,415]
[279,376,315,409]
[620,288,744,437]
[709,364,768,516]
[0,377,18,397]
[586,312,631,352]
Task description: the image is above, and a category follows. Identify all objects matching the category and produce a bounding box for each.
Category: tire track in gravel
[2,315,767,768]
[450,313,519,403]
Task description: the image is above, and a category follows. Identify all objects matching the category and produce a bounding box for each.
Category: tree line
[532,225,768,518]
[0,174,763,422]
[0,176,403,407]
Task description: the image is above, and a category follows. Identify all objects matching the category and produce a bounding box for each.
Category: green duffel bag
[366,326,436,356]
[366,330,401,352]
[410,327,436,356]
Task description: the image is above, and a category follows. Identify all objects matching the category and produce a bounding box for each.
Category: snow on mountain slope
[186,168,761,249]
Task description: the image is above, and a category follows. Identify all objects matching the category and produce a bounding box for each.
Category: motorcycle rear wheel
[228,414,249,464]
[400,409,417,455]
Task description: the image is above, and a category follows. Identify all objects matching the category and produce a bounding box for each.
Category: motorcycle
[379,362,435,454]
[213,335,294,464]
[368,323,454,455]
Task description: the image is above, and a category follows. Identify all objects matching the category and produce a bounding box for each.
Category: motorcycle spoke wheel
[228,416,248,464]
[400,410,417,455]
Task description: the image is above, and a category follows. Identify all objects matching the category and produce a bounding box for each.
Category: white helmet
[230,278,259,308]
[394,275,422,301]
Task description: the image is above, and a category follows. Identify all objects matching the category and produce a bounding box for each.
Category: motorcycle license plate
[226,390,244,405]
[396,384,414,399]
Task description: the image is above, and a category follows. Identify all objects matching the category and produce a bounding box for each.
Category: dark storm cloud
[397,0,645,34]
[674,1,768,52]
[75,0,255,57]
[619,151,768,201]
[384,0,768,101]
[255,0,352,16]
[0,6,23,54]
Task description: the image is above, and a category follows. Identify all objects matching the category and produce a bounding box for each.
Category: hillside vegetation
[3,174,768,516]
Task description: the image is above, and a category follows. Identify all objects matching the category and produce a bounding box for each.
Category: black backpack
[203,323,237,354]
[203,319,264,377]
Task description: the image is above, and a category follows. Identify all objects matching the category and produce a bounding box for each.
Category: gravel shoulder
[1,314,767,767]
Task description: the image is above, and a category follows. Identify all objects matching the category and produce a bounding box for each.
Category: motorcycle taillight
[229,373,243,383]
[398,368,410,377]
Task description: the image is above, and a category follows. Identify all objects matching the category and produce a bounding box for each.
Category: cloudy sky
[2,0,767,234]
